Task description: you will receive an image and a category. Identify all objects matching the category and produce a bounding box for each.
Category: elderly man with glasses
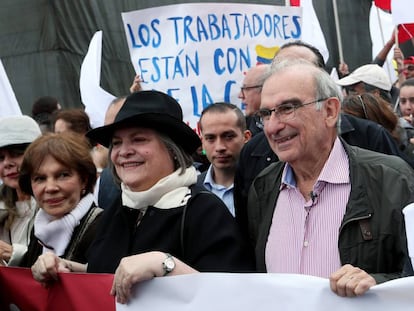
[248,59,414,297]
[238,64,269,136]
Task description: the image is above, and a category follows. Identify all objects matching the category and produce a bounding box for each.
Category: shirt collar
[281,137,350,190]
[203,165,234,190]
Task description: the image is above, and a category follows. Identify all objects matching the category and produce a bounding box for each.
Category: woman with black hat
[31,90,254,304]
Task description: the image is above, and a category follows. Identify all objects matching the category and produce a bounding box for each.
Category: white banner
[300,0,328,63]
[0,58,21,117]
[117,273,414,311]
[80,31,116,128]
[403,203,414,268]
[391,0,413,25]
[122,3,302,129]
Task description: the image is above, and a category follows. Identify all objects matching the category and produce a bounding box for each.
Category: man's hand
[129,74,144,93]
[329,264,376,297]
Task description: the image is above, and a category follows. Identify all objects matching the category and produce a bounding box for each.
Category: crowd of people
[1,38,414,305]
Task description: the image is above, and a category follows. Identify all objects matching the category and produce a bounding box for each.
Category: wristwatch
[162,253,175,276]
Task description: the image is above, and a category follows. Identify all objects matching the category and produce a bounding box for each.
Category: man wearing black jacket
[234,41,414,232]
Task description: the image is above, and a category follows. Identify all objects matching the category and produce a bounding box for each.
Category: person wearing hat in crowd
[335,64,414,155]
[336,63,394,105]
[30,90,254,304]
[0,116,41,266]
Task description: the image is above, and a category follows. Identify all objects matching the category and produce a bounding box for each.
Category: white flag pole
[332,0,344,64]
[375,6,393,80]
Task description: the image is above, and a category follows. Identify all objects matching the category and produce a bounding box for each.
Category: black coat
[98,167,121,209]
[87,185,254,273]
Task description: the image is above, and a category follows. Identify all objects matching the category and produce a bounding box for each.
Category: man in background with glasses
[238,65,269,136]
[248,59,414,297]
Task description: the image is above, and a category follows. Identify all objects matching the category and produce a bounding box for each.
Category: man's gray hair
[263,59,343,130]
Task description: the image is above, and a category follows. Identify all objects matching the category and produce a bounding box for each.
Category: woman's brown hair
[19,133,97,196]
[342,93,400,143]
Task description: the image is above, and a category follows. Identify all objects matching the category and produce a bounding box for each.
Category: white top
[0,196,38,265]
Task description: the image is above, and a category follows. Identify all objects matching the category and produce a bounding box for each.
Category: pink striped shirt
[265,138,351,278]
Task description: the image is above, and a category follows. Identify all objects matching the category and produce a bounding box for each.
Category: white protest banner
[80,30,116,128]
[391,0,412,25]
[117,273,414,311]
[403,203,414,268]
[298,0,329,63]
[122,3,302,130]
[0,58,22,117]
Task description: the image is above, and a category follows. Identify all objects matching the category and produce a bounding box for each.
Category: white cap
[0,115,42,148]
[336,64,392,91]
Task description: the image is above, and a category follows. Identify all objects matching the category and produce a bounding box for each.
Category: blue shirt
[202,165,235,216]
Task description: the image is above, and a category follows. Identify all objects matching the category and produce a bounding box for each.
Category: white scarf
[121,166,197,211]
[34,193,95,256]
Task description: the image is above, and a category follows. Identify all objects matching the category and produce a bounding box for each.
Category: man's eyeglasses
[240,85,262,97]
[256,98,328,124]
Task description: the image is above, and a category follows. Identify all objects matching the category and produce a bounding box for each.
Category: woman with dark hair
[53,108,92,135]
[31,96,61,133]
[0,116,41,266]
[342,93,400,143]
[31,90,254,304]
[18,133,102,267]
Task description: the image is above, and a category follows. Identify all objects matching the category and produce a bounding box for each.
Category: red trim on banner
[0,267,115,311]
[374,0,391,11]
[398,23,414,44]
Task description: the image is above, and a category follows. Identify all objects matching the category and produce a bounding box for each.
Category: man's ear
[244,130,252,143]
[200,135,206,149]
[324,97,341,128]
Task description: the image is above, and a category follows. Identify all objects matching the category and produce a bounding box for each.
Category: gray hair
[263,59,342,129]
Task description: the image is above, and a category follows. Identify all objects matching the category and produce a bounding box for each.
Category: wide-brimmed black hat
[86,90,201,154]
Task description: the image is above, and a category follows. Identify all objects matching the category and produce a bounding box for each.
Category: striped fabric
[265,138,351,278]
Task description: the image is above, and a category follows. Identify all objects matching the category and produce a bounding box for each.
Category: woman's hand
[111,251,197,304]
[0,240,12,263]
[329,264,376,297]
[111,251,163,304]
[338,62,349,77]
[31,252,70,287]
